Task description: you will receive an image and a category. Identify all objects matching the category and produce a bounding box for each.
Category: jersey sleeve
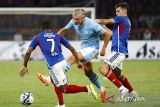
[29,36,38,49]
[64,19,74,30]
[60,36,71,48]
[114,16,124,24]
[94,23,106,36]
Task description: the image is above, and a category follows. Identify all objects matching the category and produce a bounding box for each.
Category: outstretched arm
[95,18,115,25]
[19,48,33,77]
[57,27,68,36]
[100,25,112,56]
[67,45,83,69]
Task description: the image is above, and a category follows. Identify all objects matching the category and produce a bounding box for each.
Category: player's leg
[83,62,106,103]
[119,73,138,98]
[100,52,128,99]
[79,47,104,91]
[49,60,71,106]
[112,67,138,98]
[51,82,98,106]
[83,62,102,90]
[79,47,107,102]
[58,83,98,100]
[51,77,64,106]
[64,51,84,72]
[37,72,50,86]
[100,62,128,96]
[50,60,98,106]
[60,60,98,99]
[113,67,133,92]
[36,52,83,86]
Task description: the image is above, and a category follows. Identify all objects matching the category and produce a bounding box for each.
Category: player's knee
[84,69,92,77]
[99,66,103,74]
[99,66,107,75]
[84,63,93,76]
[59,85,67,93]
[112,67,121,79]
[67,56,75,64]
[99,62,109,75]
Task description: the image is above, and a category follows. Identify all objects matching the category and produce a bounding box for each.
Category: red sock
[53,83,64,105]
[119,74,133,92]
[63,85,88,93]
[105,70,122,88]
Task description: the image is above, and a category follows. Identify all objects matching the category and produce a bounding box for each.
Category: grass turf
[0,60,160,107]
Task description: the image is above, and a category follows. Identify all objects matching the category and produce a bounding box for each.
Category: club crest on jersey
[84,29,93,35]
[44,33,55,38]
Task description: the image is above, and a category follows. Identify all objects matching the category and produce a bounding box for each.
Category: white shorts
[49,60,68,87]
[80,47,98,63]
[104,52,126,70]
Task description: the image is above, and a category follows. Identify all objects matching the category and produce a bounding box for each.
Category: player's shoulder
[85,17,99,26]
[68,19,74,24]
[115,16,129,20]
[85,17,95,23]
[54,33,62,37]
[36,32,45,37]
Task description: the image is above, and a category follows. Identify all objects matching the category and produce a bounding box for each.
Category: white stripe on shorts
[104,52,126,70]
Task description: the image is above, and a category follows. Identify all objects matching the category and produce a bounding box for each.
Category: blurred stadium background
[0,0,160,60]
[0,0,159,41]
[0,0,160,107]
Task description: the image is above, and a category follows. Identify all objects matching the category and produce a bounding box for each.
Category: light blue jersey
[65,17,106,49]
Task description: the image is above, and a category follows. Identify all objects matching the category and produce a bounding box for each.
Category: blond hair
[73,9,85,17]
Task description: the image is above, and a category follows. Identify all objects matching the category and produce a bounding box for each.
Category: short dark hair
[40,21,51,30]
[115,2,129,11]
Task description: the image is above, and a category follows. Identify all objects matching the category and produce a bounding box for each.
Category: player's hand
[19,66,28,77]
[100,48,106,56]
[95,19,103,24]
[76,62,84,69]
[94,19,100,23]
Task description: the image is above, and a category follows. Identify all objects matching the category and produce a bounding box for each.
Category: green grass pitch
[0,60,160,107]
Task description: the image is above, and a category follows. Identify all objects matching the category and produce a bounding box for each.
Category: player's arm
[101,24,113,35]
[100,30,112,56]
[95,18,115,25]
[57,19,73,36]
[67,45,82,67]
[94,23,112,56]
[19,47,33,77]
[67,45,83,69]
[19,36,37,77]
[57,27,68,36]
[60,36,83,69]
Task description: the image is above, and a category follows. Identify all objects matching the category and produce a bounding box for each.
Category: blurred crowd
[0,0,159,40]
[96,0,160,40]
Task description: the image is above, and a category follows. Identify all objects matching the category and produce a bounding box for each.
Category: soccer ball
[20,92,34,106]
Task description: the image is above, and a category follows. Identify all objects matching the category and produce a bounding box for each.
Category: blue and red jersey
[29,31,71,68]
[111,16,131,54]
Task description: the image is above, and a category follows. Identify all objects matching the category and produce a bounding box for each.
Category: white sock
[119,85,125,91]
[99,86,105,92]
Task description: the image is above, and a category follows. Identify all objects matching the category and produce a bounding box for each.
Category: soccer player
[19,21,98,107]
[37,9,112,103]
[96,2,138,99]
